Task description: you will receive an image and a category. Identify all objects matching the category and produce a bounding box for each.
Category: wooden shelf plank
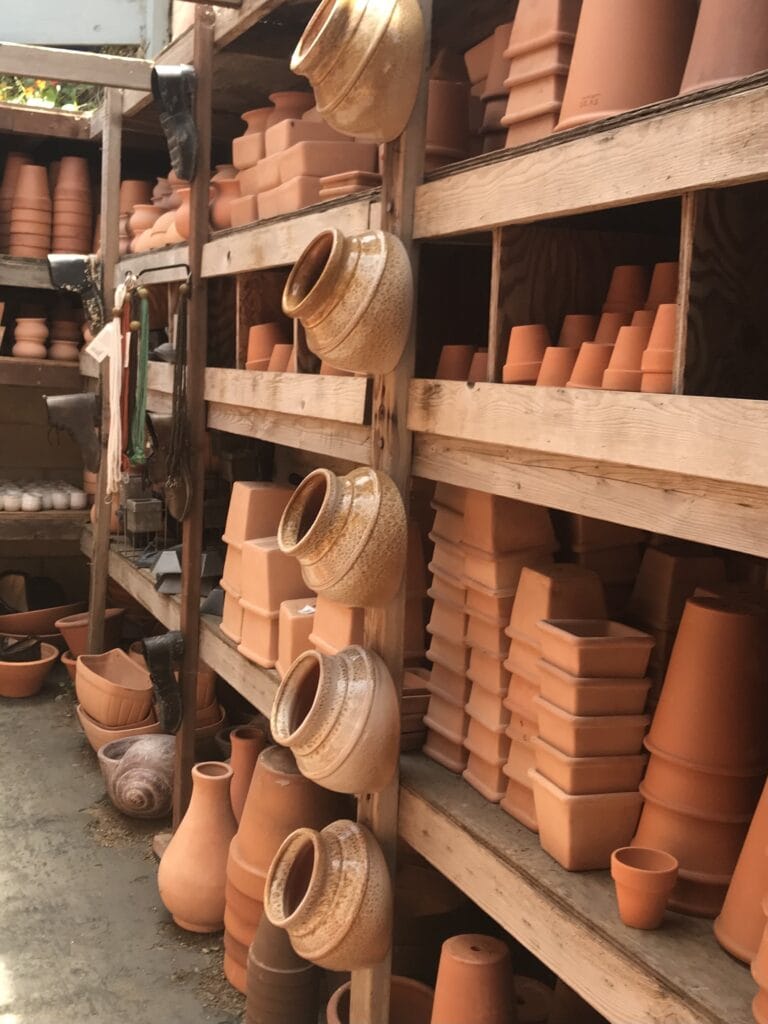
[0,42,152,90]
[0,102,91,140]
[0,510,88,541]
[204,368,370,425]
[115,246,190,286]
[0,355,81,388]
[399,754,753,1024]
[415,78,768,239]
[0,256,53,289]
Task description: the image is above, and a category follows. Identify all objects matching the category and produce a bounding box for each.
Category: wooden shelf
[0,256,53,289]
[399,754,753,1024]
[0,355,82,389]
[0,510,88,540]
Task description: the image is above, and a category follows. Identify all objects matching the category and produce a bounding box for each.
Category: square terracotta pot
[431,505,464,545]
[465,585,515,624]
[463,751,507,802]
[275,597,316,678]
[223,482,294,545]
[428,661,472,707]
[240,537,312,614]
[278,140,378,184]
[238,602,279,668]
[568,514,648,552]
[509,564,607,642]
[220,583,244,644]
[573,544,643,585]
[503,673,539,721]
[503,635,542,682]
[537,619,655,677]
[220,543,243,593]
[537,658,651,716]
[427,634,469,676]
[462,544,554,591]
[424,692,468,741]
[427,576,466,611]
[535,696,650,758]
[465,612,511,658]
[424,728,469,774]
[533,737,648,796]
[465,683,511,733]
[403,666,431,698]
[433,482,466,514]
[504,738,535,786]
[500,775,539,831]
[428,599,468,642]
[257,175,321,219]
[429,535,466,579]
[264,116,345,156]
[466,647,509,696]
[310,595,364,651]
[627,543,727,631]
[461,490,557,553]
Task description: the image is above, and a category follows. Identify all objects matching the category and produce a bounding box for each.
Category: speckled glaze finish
[264,819,393,970]
[290,0,426,142]
[283,228,412,374]
[97,734,174,818]
[278,466,406,607]
[271,646,399,793]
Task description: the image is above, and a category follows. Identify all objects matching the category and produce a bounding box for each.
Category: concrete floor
[0,670,245,1024]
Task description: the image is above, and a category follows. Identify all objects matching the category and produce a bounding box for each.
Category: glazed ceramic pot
[502,324,550,383]
[75,648,153,727]
[431,933,516,1024]
[264,819,392,969]
[283,228,412,374]
[229,724,268,823]
[681,0,768,96]
[211,178,241,231]
[0,642,58,698]
[610,846,678,930]
[158,762,237,931]
[277,466,407,607]
[271,646,400,793]
[97,734,174,818]
[290,0,426,142]
[536,346,578,386]
[54,607,124,658]
[246,913,321,1024]
[557,0,698,131]
[327,975,433,1024]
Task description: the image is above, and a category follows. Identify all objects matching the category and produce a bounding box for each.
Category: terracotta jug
[246,913,321,1024]
[610,846,678,929]
[271,646,400,793]
[98,734,174,818]
[277,466,407,607]
[557,0,698,131]
[290,0,426,142]
[283,228,412,374]
[211,178,241,231]
[328,975,434,1024]
[264,819,392,970]
[680,0,768,96]
[230,724,268,823]
[158,762,238,932]
[431,933,517,1024]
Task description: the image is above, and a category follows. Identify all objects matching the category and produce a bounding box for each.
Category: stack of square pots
[219,483,294,645]
[501,565,606,831]
[480,22,515,150]
[530,618,653,870]
[565,514,648,617]
[275,598,316,678]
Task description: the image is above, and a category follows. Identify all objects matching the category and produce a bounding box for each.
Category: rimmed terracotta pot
[158,762,237,932]
[327,975,433,1024]
[611,846,679,929]
[566,342,613,388]
[277,465,407,607]
[559,313,599,347]
[537,658,650,716]
[533,737,647,796]
[431,933,515,1024]
[97,734,174,819]
[75,648,153,727]
[264,819,393,969]
[210,178,241,231]
[283,228,412,374]
[246,912,321,1024]
[0,642,59,698]
[602,324,652,391]
[271,645,399,793]
[54,607,124,658]
[75,703,161,752]
[645,262,679,309]
[537,618,654,677]
[229,724,268,823]
[680,0,768,96]
[435,344,476,381]
[502,324,550,383]
[602,265,650,313]
[290,0,426,142]
[223,481,294,546]
[508,564,606,644]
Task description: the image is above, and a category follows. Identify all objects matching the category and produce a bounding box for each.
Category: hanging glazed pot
[97,734,175,818]
[283,228,412,374]
[264,819,393,970]
[158,761,237,932]
[270,646,400,793]
[290,0,426,143]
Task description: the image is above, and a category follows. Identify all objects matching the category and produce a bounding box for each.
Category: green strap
[128,290,150,465]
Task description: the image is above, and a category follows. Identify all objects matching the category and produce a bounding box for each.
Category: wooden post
[174,4,214,824]
[87,87,122,655]
[351,3,431,1021]
[673,191,698,395]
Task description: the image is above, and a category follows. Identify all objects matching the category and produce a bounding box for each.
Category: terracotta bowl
[61,649,77,682]
[54,608,125,659]
[75,702,160,752]
[0,601,85,636]
[0,642,59,698]
[75,648,153,727]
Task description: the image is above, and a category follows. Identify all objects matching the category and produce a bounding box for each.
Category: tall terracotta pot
[264,819,393,970]
[431,933,517,1024]
[230,724,268,823]
[157,762,237,932]
[680,0,768,96]
[277,466,407,607]
[246,913,321,1024]
[283,228,412,374]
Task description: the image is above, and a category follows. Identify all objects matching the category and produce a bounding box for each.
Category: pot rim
[265,826,324,928]
[611,845,679,886]
[291,0,370,85]
[271,648,327,746]
[277,467,336,557]
[282,228,347,322]
[192,760,233,782]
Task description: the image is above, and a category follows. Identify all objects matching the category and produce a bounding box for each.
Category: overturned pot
[98,734,175,818]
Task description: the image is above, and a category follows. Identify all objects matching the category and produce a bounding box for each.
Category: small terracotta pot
[435,344,476,380]
[594,311,631,344]
[566,342,614,388]
[602,265,650,313]
[641,371,673,394]
[0,641,59,698]
[429,660,472,705]
[267,343,295,372]
[229,724,268,823]
[54,608,124,659]
[602,324,652,391]
[610,846,678,930]
[310,596,364,654]
[75,648,153,727]
[559,313,599,347]
[118,179,152,214]
[645,262,679,309]
[536,345,578,386]
[246,321,287,364]
[431,933,515,1024]
[533,736,647,796]
[276,597,316,678]
[424,728,469,773]
[76,703,161,752]
[467,348,488,382]
[680,0,768,96]
[327,975,433,1024]
[502,324,550,383]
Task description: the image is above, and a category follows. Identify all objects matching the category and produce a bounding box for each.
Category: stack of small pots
[425,50,471,171]
[243,321,291,371]
[53,157,93,254]
[531,617,653,870]
[632,596,768,917]
[0,152,31,251]
[501,564,606,831]
[9,164,52,257]
[75,648,160,752]
[479,22,515,150]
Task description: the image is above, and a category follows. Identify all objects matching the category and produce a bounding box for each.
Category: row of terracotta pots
[0,154,93,257]
[11,314,83,362]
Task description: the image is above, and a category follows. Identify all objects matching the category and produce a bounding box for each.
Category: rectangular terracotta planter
[424,691,468,742]
[428,661,471,706]
[463,751,507,802]
[220,543,242,593]
[530,769,643,870]
[535,696,650,757]
[428,535,465,579]
[220,582,244,644]
[424,728,468,774]
[467,646,510,696]
[533,737,648,796]
[427,634,470,675]
[465,684,510,734]
[427,599,468,642]
[465,612,511,658]
[465,585,515,624]
[462,544,554,591]
[238,600,279,668]
[500,775,539,832]
[431,505,464,545]
[537,619,655,677]
[427,576,466,611]
[537,658,651,716]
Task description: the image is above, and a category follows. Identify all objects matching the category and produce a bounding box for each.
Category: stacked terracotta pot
[425,50,471,172]
[118,179,152,252]
[503,324,551,384]
[404,519,428,665]
[680,0,768,98]
[48,300,84,363]
[52,157,92,254]
[74,648,160,752]
[0,152,31,251]
[309,595,363,655]
[219,482,294,645]
[531,616,653,870]
[275,597,316,678]
[243,321,290,371]
[463,32,494,147]
[246,915,321,1024]
[12,316,48,359]
[479,22,515,151]
[432,934,515,1024]
[130,171,189,252]
[9,164,52,257]
[462,491,557,804]
[401,667,430,753]
[501,564,606,831]
[566,515,647,617]
[436,344,477,381]
[632,596,768,917]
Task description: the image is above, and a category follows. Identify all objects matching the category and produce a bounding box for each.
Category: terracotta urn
[557,0,698,131]
[566,342,614,388]
[536,346,578,386]
[13,318,48,359]
[271,646,400,793]
[431,933,517,1024]
[277,465,407,607]
[502,324,550,383]
[211,177,241,231]
[158,762,238,931]
[610,846,678,929]
[327,975,434,1024]
[128,204,162,237]
[97,734,175,818]
[229,724,268,823]
[264,819,393,970]
[283,228,412,374]
[290,0,426,142]
[681,0,768,96]
[246,913,321,1024]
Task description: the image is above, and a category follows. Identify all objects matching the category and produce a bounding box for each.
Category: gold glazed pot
[283,228,412,375]
[290,0,426,142]
[264,819,393,970]
[277,466,407,607]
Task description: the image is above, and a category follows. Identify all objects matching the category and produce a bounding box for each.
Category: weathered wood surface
[0,511,87,541]
[204,368,371,424]
[0,257,54,290]
[0,102,90,140]
[0,356,80,389]
[0,42,152,90]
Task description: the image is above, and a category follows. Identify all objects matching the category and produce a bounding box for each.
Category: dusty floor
[0,669,245,1024]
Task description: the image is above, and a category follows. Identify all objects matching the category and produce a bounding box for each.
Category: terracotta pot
[265,343,294,372]
[0,152,31,245]
[482,22,516,102]
[0,641,58,698]
[435,344,476,380]
[593,311,631,345]
[328,975,433,1024]
[533,736,647,796]
[535,696,649,757]
[174,187,193,240]
[566,342,614,388]
[627,542,725,631]
[290,0,426,142]
[559,313,598,347]
[240,536,311,615]
[128,204,162,237]
[536,346,578,386]
[242,106,274,137]
[265,91,315,129]
[467,349,488,382]
[602,265,650,313]
[97,734,174,818]
[14,164,51,208]
[75,648,153,727]
[264,819,392,969]
[537,658,650,716]
[424,728,468,773]
[681,0,768,96]
[54,607,124,658]
[645,262,679,309]
[276,598,316,678]
[640,371,673,395]
[549,981,607,1024]
[557,0,698,132]
[602,324,652,391]
[640,302,676,375]
[647,597,768,773]
[431,933,516,1024]
[514,977,553,1024]
[158,762,237,931]
[309,596,364,654]
[752,919,768,1024]
[61,649,77,681]
[610,846,678,930]
[508,564,606,642]
[246,913,321,1024]
[277,465,407,607]
[211,178,241,231]
[223,482,294,547]
[230,724,268,823]
[246,322,287,364]
[118,179,152,214]
[502,324,550,383]
[537,619,654,677]
[56,156,91,193]
[427,50,471,160]
[283,228,412,375]
[76,703,160,752]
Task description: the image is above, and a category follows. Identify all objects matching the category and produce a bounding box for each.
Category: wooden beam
[0,510,87,541]
[0,42,152,91]
[0,256,54,290]
[0,355,80,389]
[204,368,370,424]
[0,102,91,140]
[116,247,190,286]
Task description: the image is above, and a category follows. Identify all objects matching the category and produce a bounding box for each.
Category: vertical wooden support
[87,87,122,654]
[673,191,698,395]
[174,4,214,824]
[487,228,505,382]
[351,3,431,1022]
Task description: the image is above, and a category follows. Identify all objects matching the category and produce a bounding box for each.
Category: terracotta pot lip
[638,781,754,825]
[327,976,434,1024]
[272,648,325,744]
[503,62,570,90]
[193,761,232,781]
[611,845,679,883]
[503,28,575,61]
[0,640,58,668]
[278,467,335,555]
[230,724,265,742]
[266,827,323,927]
[283,228,344,319]
[643,735,768,779]
[54,607,123,630]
